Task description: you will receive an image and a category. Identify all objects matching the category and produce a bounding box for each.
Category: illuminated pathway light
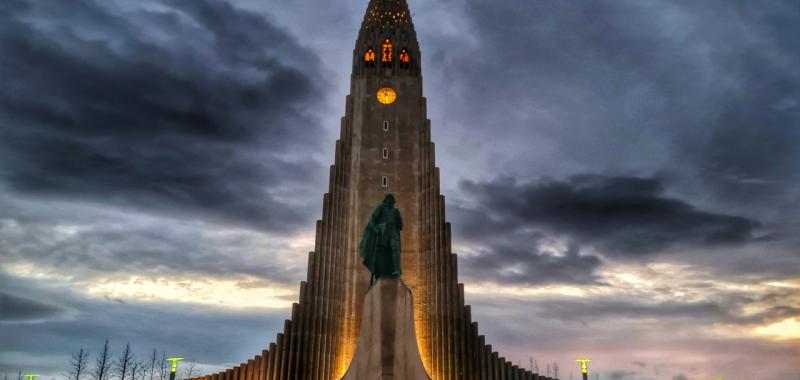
[575,358,591,380]
[166,357,184,380]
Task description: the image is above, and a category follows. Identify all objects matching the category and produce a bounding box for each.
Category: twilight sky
[1,1,799,380]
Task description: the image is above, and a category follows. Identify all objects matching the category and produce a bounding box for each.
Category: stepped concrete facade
[189,1,557,379]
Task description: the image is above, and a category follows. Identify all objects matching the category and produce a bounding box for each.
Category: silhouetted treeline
[3,339,200,380]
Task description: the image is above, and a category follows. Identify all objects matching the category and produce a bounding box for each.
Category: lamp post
[575,358,591,380]
[165,357,184,380]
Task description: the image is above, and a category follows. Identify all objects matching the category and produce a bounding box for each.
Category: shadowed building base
[341,278,431,380]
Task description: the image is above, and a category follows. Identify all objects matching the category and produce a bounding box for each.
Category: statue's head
[383,193,396,207]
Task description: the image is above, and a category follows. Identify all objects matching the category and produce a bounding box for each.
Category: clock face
[377,87,397,105]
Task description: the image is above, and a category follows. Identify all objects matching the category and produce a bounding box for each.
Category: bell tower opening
[381,38,393,67]
[399,48,410,69]
[364,47,376,67]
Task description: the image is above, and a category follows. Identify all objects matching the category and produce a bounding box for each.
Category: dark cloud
[0,193,308,284]
[0,292,66,322]
[0,273,286,375]
[426,0,800,225]
[536,299,727,321]
[455,175,760,257]
[672,375,688,380]
[0,0,327,232]
[608,371,650,380]
[458,238,603,285]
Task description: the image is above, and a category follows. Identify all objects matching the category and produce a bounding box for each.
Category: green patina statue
[359,194,403,285]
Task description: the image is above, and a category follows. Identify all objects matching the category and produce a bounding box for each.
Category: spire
[354,0,420,76]
[362,0,413,29]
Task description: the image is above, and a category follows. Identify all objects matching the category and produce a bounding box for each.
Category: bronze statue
[359,194,403,285]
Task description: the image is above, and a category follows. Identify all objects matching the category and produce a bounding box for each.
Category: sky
[1,0,799,380]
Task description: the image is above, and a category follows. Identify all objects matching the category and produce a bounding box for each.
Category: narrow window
[382,176,388,188]
[364,48,375,68]
[399,48,410,69]
[381,38,393,67]
[382,148,389,159]
[383,120,389,131]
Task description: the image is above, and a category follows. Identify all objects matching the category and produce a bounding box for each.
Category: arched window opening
[383,120,389,131]
[382,176,389,188]
[382,148,389,159]
[399,48,410,69]
[381,38,393,67]
[364,48,376,68]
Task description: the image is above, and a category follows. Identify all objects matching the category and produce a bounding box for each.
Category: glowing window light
[381,39,393,62]
[399,49,410,64]
[364,48,375,62]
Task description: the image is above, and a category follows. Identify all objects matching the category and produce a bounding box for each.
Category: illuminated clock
[377,87,397,104]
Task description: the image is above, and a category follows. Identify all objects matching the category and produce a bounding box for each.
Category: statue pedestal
[341,278,431,380]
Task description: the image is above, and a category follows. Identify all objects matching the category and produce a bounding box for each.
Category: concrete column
[477,337,487,380]
[272,333,284,380]
[491,352,500,380]
[285,304,300,379]
[267,343,277,380]
[259,352,267,380]
[246,359,254,380]
[296,282,310,380]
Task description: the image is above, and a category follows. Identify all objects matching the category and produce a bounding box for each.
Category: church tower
[189,1,555,379]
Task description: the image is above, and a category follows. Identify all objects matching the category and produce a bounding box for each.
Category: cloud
[535,299,728,322]
[608,371,652,380]
[0,273,286,376]
[0,0,327,232]
[0,192,308,284]
[424,0,800,226]
[0,292,66,322]
[455,175,760,257]
[458,238,603,286]
[672,375,688,380]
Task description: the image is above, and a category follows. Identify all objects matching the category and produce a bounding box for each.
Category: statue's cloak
[359,201,403,277]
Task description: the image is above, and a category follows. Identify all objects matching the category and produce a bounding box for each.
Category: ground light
[575,358,591,380]
[165,357,184,380]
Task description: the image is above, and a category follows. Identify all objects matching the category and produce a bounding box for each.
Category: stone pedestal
[341,278,431,380]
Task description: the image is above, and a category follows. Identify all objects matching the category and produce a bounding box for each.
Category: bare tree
[19,371,24,380]
[93,339,112,380]
[547,363,551,377]
[179,362,199,380]
[68,348,90,380]
[137,360,148,380]
[114,343,133,380]
[128,362,138,380]
[147,350,158,380]
[534,360,539,374]
[158,352,168,380]
[553,362,559,379]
